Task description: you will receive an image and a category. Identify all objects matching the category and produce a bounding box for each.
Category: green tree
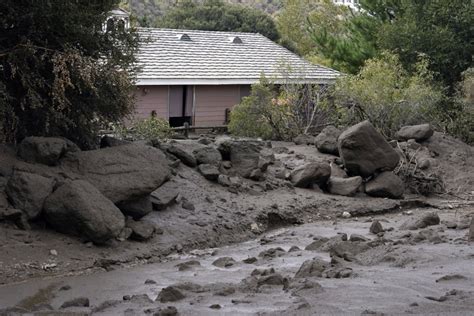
[332,52,444,138]
[156,0,280,41]
[0,0,139,147]
[377,0,474,91]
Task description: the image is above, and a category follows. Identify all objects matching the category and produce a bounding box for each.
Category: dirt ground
[0,133,473,315]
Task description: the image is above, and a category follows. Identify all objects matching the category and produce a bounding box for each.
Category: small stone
[145,279,157,284]
[182,200,195,211]
[157,286,185,303]
[342,211,351,218]
[370,221,384,234]
[49,249,58,256]
[209,304,221,309]
[350,234,368,242]
[243,257,258,264]
[212,257,236,268]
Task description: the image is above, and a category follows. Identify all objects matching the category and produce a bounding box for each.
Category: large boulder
[167,144,197,167]
[6,171,55,219]
[17,136,79,166]
[338,121,399,177]
[43,180,125,244]
[117,195,152,220]
[193,146,222,165]
[150,180,180,210]
[365,171,404,199]
[328,176,362,196]
[290,162,331,188]
[229,141,262,178]
[315,126,341,155]
[60,144,170,204]
[396,124,434,142]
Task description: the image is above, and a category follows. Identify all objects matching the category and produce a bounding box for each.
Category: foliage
[332,52,444,138]
[115,117,172,141]
[377,0,474,92]
[0,0,139,148]
[229,75,330,140]
[155,0,280,41]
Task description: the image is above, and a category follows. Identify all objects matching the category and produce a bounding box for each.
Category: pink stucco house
[134,28,340,127]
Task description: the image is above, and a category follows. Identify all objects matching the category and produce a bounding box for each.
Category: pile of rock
[0,137,171,244]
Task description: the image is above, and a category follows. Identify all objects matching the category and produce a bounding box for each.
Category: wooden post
[183,122,189,139]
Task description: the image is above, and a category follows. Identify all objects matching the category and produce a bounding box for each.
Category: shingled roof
[135,28,340,85]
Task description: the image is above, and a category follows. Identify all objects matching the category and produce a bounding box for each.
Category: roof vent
[229,36,243,44]
[177,33,191,41]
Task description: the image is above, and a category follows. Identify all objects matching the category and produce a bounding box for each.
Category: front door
[169,85,193,127]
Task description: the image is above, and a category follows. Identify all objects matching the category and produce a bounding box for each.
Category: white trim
[136,78,336,86]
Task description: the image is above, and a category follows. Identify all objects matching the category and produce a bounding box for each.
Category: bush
[332,52,444,139]
[229,75,331,140]
[115,117,172,141]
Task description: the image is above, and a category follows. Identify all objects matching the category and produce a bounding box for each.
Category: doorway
[169,85,193,127]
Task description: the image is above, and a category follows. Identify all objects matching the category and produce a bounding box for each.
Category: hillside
[128,0,283,20]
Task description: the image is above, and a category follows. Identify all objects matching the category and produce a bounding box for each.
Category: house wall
[194,85,249,126]
[134,84,252,126]
[134,86,168,120]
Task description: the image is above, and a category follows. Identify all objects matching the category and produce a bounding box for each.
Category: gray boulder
[150,180,179,210]
[294,134,315,145]
[18,136,79,166]
[330,162,347,178]
[100,135,130,148]
[294,258,329,278]
[328,176,362,196]
[193,146,222,165]
[290,162,331,188]
[401,212,440,230]
[396,124,434,141]
[167,144,197,167]
[315,126,341,155]
[229,141,262,178]
[197,164,220,181]
[43,180,125,244]
[117,195,152,220]
[0,145,19,177]
[60,144,170,203]
[6,171,55,219]
[338,121,399,177]
[127,218,155,241]
[365,171,404,199]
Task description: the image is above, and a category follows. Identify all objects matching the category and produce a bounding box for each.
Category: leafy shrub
[332,52,444,139]
[229,75,331,140]
[116,117,172,141]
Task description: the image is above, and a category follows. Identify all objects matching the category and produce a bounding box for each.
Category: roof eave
[135,78,338,86]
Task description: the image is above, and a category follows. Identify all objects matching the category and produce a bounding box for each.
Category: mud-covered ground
[1,206,473,315]
[0,133,473,314]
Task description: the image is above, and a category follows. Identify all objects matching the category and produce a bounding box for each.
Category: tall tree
[156,0,280,41]
[0,0,139,147]
[378,0,474,91]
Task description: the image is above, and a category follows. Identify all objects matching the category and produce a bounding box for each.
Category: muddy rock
[197,164,220,181]
[167,143,197,167]
[365,172,404,199]
[44,180,125,244]
[193,146,222,165]
[6,171,55,220]
[212,257,236,268]
[117,195,152,220]
[328,176,362,196]
[176,260,201,271]
[150,180,179,210]
[315,126,341,155]
[127,219,155,241]
[290,279,324,296]
[18,136,80,166]
[258,247,286,259]
[401,212,440,230]
[396,124,434,142]
[330,162,347,178]
[290,162,331,188]
[157,286,185,303]
[152,306,178,316]
[305,236,329,251]
[338,121,400,177]
[61,144,171,204]
[370,220,384,234]
[249,169,265,181]
[295,258,329,278]
[294,134,315,145]
[60,297,90,308]
[257,273,287,287]
[229,141,262,178]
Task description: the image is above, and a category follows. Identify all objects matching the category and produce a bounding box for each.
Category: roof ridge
[137,27,260,36]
